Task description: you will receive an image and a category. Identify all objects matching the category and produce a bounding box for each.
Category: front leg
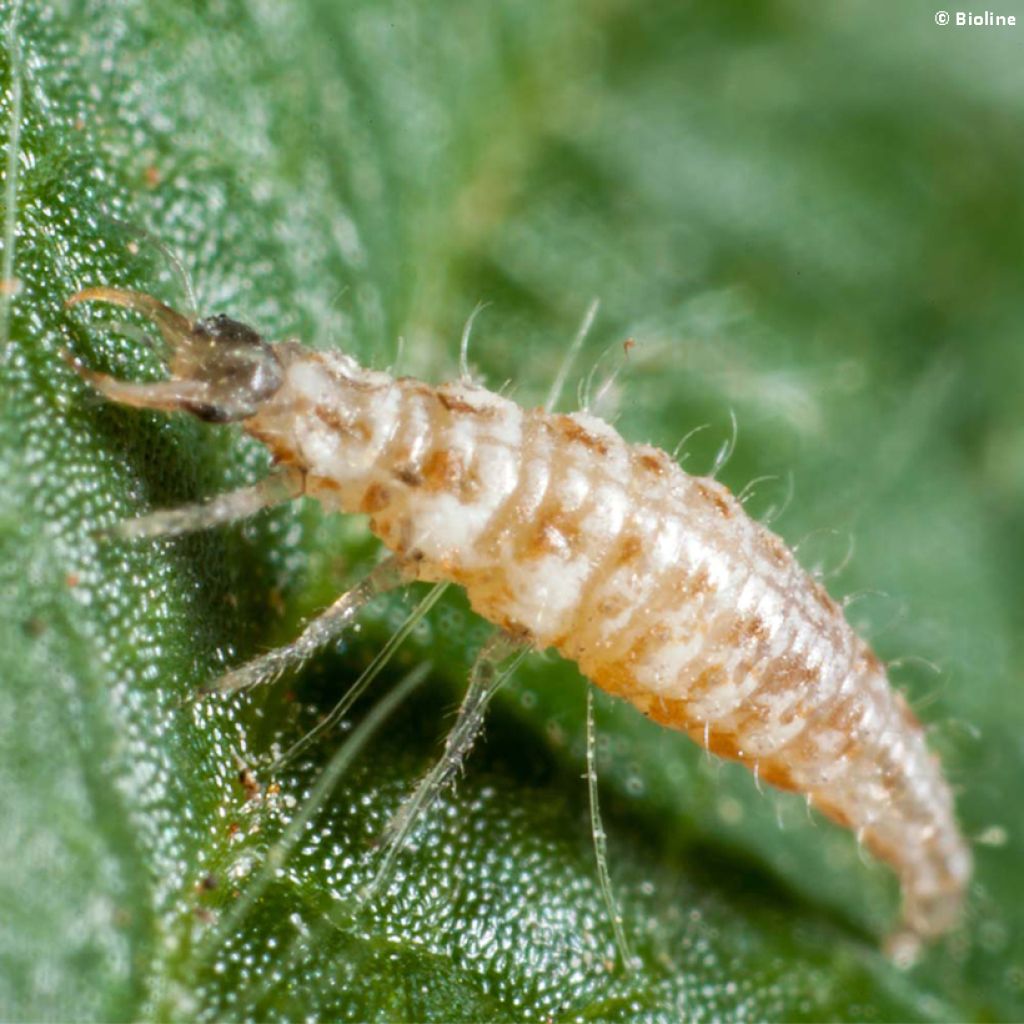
[105,467,305,541]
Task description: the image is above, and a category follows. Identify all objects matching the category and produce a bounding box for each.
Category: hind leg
[204,555,409,695]
[366,630,529,895]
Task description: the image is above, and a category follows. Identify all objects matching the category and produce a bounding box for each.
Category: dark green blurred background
[2,1,1023,1020]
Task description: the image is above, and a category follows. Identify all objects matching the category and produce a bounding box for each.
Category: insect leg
[107,466,304,541]
[365,630,529,896]
[203,555,410,695]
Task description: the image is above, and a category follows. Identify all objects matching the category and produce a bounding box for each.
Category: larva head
[65,287,284,422]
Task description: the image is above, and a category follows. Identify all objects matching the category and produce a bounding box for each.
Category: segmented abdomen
[248,347,970,941]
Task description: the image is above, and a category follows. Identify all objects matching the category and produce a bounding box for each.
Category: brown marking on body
[524,506,582,559]
[628,691,654,714]
[748,757,801,794]
[860,647,888,679]
[613,533,644,568]
[813,794,856,831]
[764,534,791,569]
[695,480,733,518]
[636,692,684,730]
[671,566,713,602]
[623,621,673,669]
[242,411,299,468]
[245,425,303,471]
[721,615,770,657]
[394,466,423,487]
[313,404,345,432]
[552,415,610,456]
[745,616,769,643]
[530,523,568,558]
[436,388,498,418]
[811,580,841,617]
[421,448,464,491]
[688,664,728,700]
[591,659,647,704]
[308,475,342,493]
[360,482,391,513]
[369,512,404,554]
[633,447,669,477]
[862,831,902,871]
[703,728,743,762]
[595,594,630,619]
[817,693,861,740]
[398,378,436,401]
[314,404,371,442]
[319,358,389,393]
[776,656,822,689]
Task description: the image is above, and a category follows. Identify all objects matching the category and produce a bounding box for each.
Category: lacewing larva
[64,284,970,954]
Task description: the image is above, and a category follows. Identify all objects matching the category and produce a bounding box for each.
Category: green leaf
[2,2,1020,1020]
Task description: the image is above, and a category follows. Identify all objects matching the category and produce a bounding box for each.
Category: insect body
[66,286,970,950]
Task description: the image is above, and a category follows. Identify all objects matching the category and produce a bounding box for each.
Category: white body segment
[245,344,971,944]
